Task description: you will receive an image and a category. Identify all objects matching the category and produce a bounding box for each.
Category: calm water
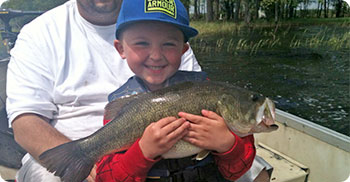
[192,24,350,136]
[1,23,348,136]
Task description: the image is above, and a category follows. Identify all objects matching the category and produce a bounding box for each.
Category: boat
[1,56,349,181]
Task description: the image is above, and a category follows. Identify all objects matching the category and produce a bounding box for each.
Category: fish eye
[251,94,259,102]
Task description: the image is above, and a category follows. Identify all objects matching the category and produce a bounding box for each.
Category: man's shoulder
[21,1,75,32]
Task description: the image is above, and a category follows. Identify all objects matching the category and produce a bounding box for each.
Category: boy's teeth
[148,66,163,70]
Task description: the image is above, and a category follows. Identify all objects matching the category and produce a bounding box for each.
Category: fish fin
[104,94,142,121]
[39,141,94,182]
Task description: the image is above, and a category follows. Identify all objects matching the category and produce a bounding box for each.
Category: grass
[189,18,350,55]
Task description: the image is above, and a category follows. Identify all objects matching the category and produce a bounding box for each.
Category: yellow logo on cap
[145,0,177,19]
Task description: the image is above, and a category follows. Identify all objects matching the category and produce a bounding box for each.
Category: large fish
[39,81,278,182]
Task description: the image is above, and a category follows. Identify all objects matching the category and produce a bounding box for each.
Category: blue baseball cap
[116,0,198,42]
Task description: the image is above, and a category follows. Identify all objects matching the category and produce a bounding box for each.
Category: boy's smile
[115,21,189,91]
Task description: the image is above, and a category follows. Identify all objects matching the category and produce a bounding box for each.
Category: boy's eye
[135,41,149,46]
[163,42,176,46]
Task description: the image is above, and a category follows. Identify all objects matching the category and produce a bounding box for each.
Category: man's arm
[13,114,97,181]
[12,113,71,161]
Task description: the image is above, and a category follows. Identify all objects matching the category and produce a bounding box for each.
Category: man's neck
[77,0,120,26]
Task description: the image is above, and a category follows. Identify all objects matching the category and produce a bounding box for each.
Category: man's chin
[91,0,119,13]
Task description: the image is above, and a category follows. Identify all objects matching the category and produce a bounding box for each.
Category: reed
[189,19,350,55]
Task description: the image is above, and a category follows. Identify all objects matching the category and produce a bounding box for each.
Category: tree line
[0,0,349,25]
[1,0,68,11]
[182,0,349,23]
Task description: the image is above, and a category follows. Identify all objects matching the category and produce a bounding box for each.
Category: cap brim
[116,18,198,41]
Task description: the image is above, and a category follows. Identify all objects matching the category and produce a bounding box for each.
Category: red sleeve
[96,138,159,182]
[96,118,159,182]
[212,132,256,180]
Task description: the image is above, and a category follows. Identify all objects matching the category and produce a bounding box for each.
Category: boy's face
[115,21,189,91]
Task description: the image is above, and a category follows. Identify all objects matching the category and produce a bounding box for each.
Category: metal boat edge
[275,109,350,152]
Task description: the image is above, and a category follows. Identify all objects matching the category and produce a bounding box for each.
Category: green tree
[207,0,214,21]
[0,0,68,31]
[234,0,242,22]
[1,0,68,11]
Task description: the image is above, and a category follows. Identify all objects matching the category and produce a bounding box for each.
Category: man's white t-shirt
[6,0,201,140]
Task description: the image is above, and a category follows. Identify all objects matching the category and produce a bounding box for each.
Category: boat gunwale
[276,109,350,152]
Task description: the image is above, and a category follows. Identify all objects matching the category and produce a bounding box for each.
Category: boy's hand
[179,110,235,153]
[139,117,190,159]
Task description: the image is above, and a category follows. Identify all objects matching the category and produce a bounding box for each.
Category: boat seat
[256,143,309,182]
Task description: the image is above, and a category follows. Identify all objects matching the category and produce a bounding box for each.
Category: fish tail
[39,141,94,182]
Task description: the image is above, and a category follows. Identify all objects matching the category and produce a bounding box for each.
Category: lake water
[1,22,348,136]
[191,22,350,136]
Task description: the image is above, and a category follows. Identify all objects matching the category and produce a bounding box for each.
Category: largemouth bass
[39,81,278,182]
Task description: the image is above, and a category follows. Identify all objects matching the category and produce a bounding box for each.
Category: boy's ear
[182,43,190,54]
[114,40,126,59]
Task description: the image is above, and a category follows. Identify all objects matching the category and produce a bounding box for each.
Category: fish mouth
[255,98,278,131]
[234,98,278,136]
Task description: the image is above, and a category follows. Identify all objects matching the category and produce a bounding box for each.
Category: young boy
[95,0,256,181]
